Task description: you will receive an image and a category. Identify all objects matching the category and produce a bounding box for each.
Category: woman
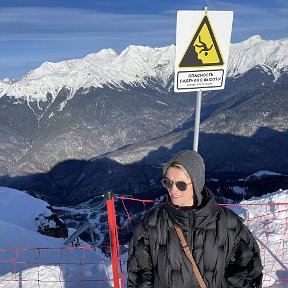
[127,150,263,287]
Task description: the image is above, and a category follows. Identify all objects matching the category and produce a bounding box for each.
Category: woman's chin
[170,196,183,206]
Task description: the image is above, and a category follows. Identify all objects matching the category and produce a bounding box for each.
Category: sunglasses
[161,178,192,192]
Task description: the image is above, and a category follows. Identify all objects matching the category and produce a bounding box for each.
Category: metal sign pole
[193,89,202,152]
[193,7,206,152]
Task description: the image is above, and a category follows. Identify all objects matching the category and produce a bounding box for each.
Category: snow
[228,36,288,79]
[1,35,287,103]
[243,170,283,181]
[0,45,175,101]
[231,170,284,197]
[0,187,52,232]
[0,185,287,287]
[232,185,245,195]
[0,187,114,287]
[228,189,288,287]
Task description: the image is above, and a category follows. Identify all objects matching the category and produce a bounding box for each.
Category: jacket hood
[166,150,205,206]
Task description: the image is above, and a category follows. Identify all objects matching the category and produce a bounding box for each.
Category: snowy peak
[0,45,175,101]
[1,78,16,84]
[25,48,119,80]
[113,44,175,82]
[228,35,288,77]
[0,36,288,101]
[236,35,264,46]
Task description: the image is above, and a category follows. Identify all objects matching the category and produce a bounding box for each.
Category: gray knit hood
[166,150,205,206]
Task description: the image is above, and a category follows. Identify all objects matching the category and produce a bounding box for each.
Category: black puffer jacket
[127,187,263,287]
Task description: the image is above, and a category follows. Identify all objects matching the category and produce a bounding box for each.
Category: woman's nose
[170,182,178,192]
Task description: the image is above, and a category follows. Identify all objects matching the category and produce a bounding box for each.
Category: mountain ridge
[1,35,288,103]
[0,35,287,200]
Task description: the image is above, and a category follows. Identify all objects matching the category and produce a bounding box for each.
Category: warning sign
[174,11,233,92]
[179,15,224,67]
[177,69,224,90]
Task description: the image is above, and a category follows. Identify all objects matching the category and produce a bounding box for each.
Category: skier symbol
[195,36,213,56]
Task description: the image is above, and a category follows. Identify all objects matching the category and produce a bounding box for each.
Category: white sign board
[174,10,233,92]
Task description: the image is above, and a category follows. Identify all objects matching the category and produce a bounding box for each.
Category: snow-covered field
[0,186,287,287]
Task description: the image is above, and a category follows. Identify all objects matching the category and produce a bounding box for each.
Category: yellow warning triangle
[179,14,224,67]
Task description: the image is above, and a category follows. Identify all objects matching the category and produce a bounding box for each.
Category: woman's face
[165,166,196,207]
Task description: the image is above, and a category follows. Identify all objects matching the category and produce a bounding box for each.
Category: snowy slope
[0,186,287,287]
[228,35,288,79]
[243,170,283,181]
[0,187,113,288]
[0,187,53,234]
[0,45,175,101]
[229,189,288,287]
[0,35,287,101]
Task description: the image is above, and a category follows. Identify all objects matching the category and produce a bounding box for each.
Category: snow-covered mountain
[0,45,175,101]
[0,186,287,287]
[0,35,287,102]
[1,36,287,286]
[0,35,287,205]
[243,170,283,181]
[228,35,288,79]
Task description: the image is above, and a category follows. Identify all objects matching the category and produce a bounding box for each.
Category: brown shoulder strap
[174,226,207,288]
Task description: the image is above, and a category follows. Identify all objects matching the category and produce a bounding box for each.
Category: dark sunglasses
[161,178,192,192]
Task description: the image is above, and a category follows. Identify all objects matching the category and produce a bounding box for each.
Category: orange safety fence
[0,196,287,288]
[0,245,118,287]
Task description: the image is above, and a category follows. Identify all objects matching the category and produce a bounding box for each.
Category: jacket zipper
[188,211,195,251]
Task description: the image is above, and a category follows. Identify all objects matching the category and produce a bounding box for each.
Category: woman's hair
[163,162,190,179]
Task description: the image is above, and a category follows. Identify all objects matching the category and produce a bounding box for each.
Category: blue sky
[0,0,287,79]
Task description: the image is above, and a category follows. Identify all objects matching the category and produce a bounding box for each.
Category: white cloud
[0,7,175,42]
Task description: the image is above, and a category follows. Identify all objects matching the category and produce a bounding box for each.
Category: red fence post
[105,191,120,288]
